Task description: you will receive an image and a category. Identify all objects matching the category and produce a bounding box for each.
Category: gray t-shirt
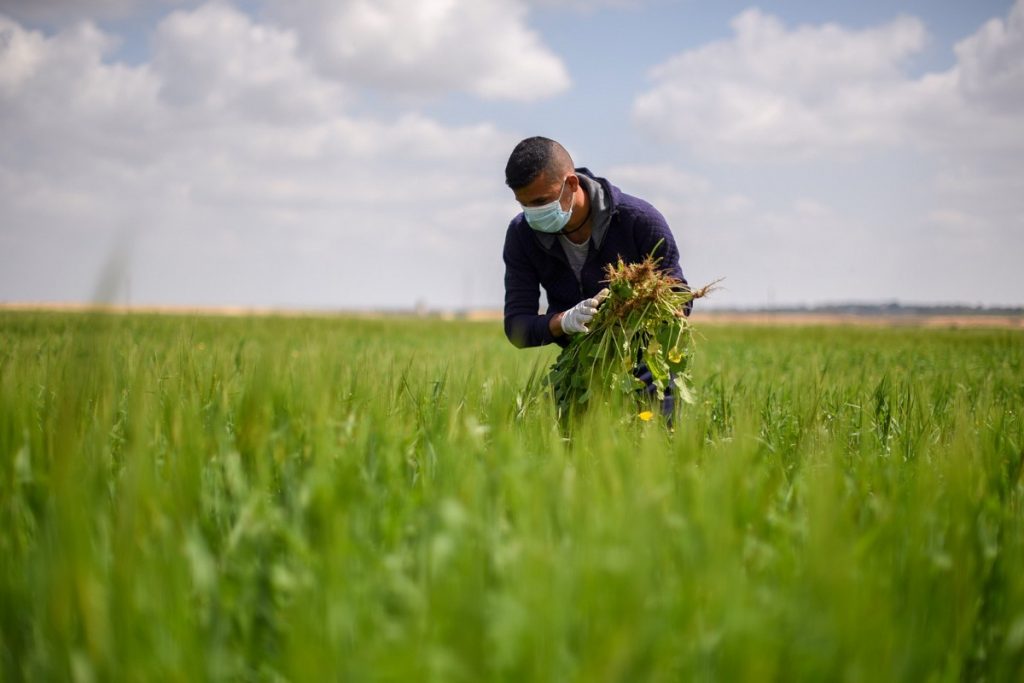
[558,234,590,282]
[556,174,609,283]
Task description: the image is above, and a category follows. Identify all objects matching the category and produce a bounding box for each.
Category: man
[502,136,690,416]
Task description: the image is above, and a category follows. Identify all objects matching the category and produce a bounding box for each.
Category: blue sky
[1,0,1022,310]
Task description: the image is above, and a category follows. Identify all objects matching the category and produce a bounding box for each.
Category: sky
[1,0,1022,311]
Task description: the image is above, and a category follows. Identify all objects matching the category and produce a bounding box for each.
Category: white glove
[559,290,608,335]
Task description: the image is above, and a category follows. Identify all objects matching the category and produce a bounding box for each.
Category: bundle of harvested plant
[547,253,715,419]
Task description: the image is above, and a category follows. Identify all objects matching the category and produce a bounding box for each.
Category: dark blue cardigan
[502,168,689,348]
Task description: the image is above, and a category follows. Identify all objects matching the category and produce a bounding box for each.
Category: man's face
[513,170,578,210]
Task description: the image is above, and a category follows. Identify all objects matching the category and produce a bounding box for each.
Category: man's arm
[549,313,566,339]
[503,225,561,348]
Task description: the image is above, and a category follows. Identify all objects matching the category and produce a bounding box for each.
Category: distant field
[1,311,1022,681]
[692,311,1024,329]
[3,302,1022,329]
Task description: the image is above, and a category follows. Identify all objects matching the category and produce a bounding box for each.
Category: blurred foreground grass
[1,312,1022,681]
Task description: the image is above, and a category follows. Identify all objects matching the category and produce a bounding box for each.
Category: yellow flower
[638,410,654,421]
[668,348,682,364]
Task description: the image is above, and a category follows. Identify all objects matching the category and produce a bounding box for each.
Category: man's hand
[559,290,609,335]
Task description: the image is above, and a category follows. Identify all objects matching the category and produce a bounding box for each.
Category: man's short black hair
[505,136,573,190]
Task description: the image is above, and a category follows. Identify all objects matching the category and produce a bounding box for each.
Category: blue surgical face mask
[523,178,574,234]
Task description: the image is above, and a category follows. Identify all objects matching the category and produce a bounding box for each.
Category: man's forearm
[549,312,565,338]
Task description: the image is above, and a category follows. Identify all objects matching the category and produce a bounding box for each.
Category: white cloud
[626,3,1024,307]
[632,3,1024,162]
[632,9,927,160]
[612,155,1024,306]
[152,2,344,124]
[0,16,161,168]
[953,0,1024,114]
[265,0,570,101]
[606,162,970,307]
[524,0,646,9]
[0,5,519,309]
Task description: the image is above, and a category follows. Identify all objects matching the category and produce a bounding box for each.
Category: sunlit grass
[1,312,1022,681]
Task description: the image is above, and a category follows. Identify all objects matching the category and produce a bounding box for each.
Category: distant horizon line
[2,300,1023,317]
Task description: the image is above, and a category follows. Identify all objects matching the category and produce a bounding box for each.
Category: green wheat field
[1,311,1022,681]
